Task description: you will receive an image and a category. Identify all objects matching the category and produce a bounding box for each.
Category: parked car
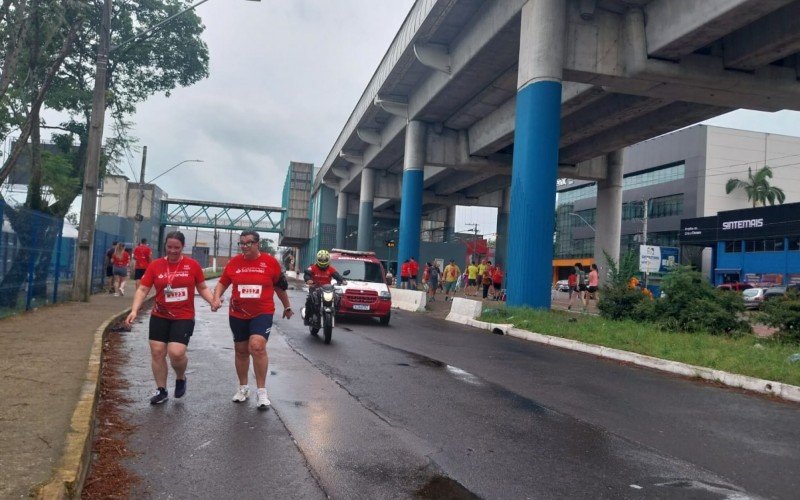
[742,287,768,309]
[555,280,570,292]
[716,282,753,292]
[763,284,800,301]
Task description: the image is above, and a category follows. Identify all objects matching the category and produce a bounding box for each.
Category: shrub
[758,290,800,343]
[597,250,644,320]
[653,266,749,335]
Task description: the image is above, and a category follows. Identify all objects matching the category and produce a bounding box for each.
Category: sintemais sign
[681,202,800,245]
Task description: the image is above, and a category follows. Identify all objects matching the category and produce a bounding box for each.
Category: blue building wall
[716,239,800,284]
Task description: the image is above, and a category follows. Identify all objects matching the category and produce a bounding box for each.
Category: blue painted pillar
[507,0,566,308]
[397,121,426,286]
[335,190,348,249]
[357,168,375,251]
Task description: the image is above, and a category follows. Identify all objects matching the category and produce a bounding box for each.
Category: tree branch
[0,11,82,184]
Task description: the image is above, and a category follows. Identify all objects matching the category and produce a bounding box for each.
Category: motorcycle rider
[303,250,346,325]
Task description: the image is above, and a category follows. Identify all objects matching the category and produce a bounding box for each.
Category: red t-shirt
[219,253,284,319]
[133,244,152,270]
[492,268,504,283]
[400,262,410,278]
[111,251,130,267]
[409,260,419,277]
[141,257,205,320]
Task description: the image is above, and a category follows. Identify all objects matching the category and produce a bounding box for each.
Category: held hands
[210,296,223,312]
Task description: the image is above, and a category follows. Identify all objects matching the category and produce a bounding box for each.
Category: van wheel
[379,312,390,326]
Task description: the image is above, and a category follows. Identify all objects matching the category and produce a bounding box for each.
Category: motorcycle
[302,284,338,344]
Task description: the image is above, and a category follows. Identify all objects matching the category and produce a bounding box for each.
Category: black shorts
[569,286,578,293]
[105,265,113,278]
[134,268,146,280]
[229,314,273,343]
[578,284,588,292]
[588,285,598,293]
[468,278,477,286]
[493,282,502,289]
[149,316,194,345]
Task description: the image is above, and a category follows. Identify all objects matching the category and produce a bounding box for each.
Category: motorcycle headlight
[379,290,391,299]
[322,291,334,302]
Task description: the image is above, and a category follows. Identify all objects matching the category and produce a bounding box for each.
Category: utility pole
[72,0,111,301]
[213,214,218,272]
[465,222,479,263]
[131,146,148,274]
[642,197,650,288]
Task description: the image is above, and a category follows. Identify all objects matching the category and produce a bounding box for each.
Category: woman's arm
[196,281,215,306]
[275,288,294,319]
[125,285,152,327]
[211,281,228,311]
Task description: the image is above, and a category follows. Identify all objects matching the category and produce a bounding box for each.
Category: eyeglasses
[237,241,257,248]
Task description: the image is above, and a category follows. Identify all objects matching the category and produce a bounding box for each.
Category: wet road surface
[117,284,800,499]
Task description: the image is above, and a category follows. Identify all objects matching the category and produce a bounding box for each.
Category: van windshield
[331,258,384,283]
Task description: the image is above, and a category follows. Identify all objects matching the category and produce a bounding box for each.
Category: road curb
[446,315,800,404]
[35,305,132,500]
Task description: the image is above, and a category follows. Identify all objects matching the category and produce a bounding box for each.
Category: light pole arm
[111,0,212,53]
[568,212,596,233]
[148,159,203,184]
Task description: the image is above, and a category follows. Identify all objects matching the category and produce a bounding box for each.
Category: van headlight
[379,291,391,299]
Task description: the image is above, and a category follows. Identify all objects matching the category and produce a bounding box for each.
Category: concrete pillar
[507,0,565,308]
[495,189,511,267]
[357,168,375,251]
[444,205,457,242]
[593,150,623,284]
[397,121,426,286]
[335,191,348,249]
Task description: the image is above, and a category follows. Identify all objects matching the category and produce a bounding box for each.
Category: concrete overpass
[315,0,800,307]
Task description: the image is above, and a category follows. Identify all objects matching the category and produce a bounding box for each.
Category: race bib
[237,284,263,299]
[164,287,189,303]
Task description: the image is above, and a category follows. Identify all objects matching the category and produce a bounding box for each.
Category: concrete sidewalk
[0,292,133,499]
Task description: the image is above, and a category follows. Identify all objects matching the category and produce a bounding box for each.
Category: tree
[0,0,209,308]
[725,166,786,208]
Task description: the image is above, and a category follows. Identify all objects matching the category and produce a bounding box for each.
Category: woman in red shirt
[111,242,131,296]
[212,230,293,410]
[125,231,215,404]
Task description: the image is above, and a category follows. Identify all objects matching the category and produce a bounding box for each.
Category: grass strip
[480,307,800,387]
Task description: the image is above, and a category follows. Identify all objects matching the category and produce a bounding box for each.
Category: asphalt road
[117,284,800,499]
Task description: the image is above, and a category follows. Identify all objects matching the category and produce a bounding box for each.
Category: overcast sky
[105,1,800,237]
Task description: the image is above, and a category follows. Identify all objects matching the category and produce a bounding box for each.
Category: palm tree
[725,166,786,208]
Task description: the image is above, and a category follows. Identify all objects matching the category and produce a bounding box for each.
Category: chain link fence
[0,201,122,318]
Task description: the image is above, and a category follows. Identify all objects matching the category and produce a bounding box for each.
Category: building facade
[555,125,800,281]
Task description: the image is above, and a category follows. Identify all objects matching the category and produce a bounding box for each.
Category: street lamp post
[131,155,203,266]
[72,0,260,301]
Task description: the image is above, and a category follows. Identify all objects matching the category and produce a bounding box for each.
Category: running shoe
[175,378,187,398]
[256,389,270,410]
[232,386,250,403]
[150,388,168,405]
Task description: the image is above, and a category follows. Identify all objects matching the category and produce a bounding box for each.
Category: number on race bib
[164,287,189,303]
[238,284,263,299]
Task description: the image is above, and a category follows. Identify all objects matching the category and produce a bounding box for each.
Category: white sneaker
[232,386,250,403]
[256,389,270,410]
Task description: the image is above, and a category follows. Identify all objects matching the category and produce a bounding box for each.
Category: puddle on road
[404,352,482,386]
[415,475,479,499]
